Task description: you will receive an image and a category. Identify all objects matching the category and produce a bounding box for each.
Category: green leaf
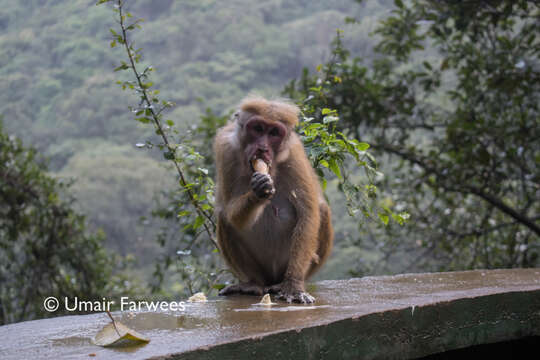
[322,108,333,115]
[113,63,129,72]
[357,142,370,151]
[135,117,150,124]
[193,215,204,230]
[391,212,406,225]
[323,115,339,124]
[378,213,389,225]
[163,151,175,160]
[328,158,343,180]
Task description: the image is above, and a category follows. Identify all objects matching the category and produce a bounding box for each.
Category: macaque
[214,96,333,303]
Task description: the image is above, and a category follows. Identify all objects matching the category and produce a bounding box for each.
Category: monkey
[213,96,333,303]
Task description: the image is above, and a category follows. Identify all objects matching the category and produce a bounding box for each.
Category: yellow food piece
[252,158,269,174]
[187,292,207,302]
[259,294,274,305]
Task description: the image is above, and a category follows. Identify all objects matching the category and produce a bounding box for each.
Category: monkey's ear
[228,111,240,124]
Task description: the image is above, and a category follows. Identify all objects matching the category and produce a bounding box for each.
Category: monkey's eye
[253,124,264,133]
[269,127,280,137]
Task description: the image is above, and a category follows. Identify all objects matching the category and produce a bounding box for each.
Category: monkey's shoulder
[214,123,239,150]
[275,160,322,193]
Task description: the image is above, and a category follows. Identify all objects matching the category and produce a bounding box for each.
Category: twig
[106,310,121,337]
[114,0,217,248]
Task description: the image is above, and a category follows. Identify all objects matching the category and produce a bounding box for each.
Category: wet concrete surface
[0,268,539,359]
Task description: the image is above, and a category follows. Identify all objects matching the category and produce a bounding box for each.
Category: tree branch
[115,0,217,248]
[377,144,540,236]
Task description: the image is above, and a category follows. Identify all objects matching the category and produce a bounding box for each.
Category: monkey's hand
[251,172,275,199]
[265,279,315,304]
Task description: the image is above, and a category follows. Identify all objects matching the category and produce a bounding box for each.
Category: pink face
[243,116,287,167]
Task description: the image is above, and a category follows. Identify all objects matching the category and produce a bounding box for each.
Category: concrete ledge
[0,268,539,359]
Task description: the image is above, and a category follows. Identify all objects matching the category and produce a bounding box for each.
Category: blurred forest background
[1,0,538,324]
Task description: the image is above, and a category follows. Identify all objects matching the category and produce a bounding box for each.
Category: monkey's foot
[279,291,315,304]
[218,282,264,296]
[264,282,315,304]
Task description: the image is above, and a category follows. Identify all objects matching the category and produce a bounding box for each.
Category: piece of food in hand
[251,158,275,196]
[188,292,207,302]
[252,158,269,174]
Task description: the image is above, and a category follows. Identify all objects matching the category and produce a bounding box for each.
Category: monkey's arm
[284,197,320,285]
[224,191,267,230]
[214,125,273,230]
[282,154,321,294]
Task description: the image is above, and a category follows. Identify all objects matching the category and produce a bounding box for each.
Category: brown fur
[214,97,334,302]
[239,96,299,127]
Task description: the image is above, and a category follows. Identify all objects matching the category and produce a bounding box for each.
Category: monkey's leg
[268,188,322,304]
[216,217,270,297]
[219,282,264,296]
[306,202,334,279]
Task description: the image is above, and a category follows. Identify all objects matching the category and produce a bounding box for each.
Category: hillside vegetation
[2,0,537,324]
[0,0,389,263]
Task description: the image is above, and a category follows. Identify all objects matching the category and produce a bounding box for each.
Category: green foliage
[98,0,225,296]
[98,0,398,296]
[0,121,135,325]
[106,0,216,241]
[150,109,230,297]
[57,143,173,260]
[286,0,540,272]
[0,0,382,267]
[290,31,409,226]
[4,0,534,294]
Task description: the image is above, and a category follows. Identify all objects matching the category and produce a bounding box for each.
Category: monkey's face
[242,116,288,169]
